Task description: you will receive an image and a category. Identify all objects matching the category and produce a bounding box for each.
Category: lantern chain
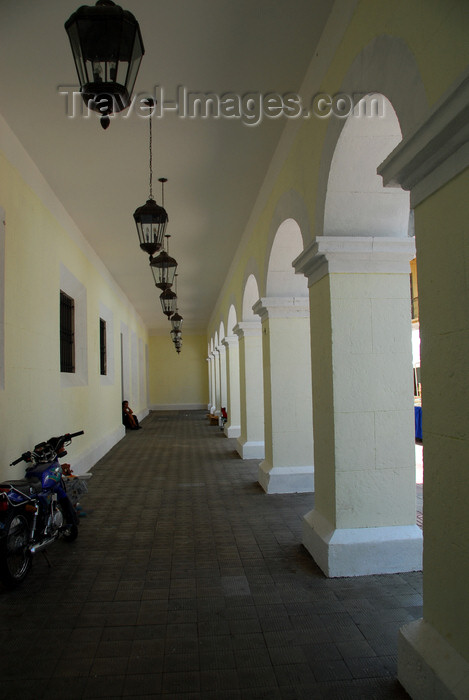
[149,109,153,200]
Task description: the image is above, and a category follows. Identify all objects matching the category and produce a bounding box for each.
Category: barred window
[99,317,107,376]
[60,290,75,373]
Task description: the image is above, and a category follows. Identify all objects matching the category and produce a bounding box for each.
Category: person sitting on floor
[122,400,142,430]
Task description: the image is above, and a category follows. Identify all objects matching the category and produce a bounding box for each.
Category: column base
[258,461,314,494]
[236,438,265,460]
[398,619,469,700]
[225,424,241,438]
[303,509,422,577]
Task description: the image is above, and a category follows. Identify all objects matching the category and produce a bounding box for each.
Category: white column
[294,236,422,577]
[253,297,314,493]
[209,353,216,413]
[216,344,227,412]
[379,80,469,699]
[234,321,264,459]
[206,357,212,411]
[222,335,241,438]
[212,349,221,415]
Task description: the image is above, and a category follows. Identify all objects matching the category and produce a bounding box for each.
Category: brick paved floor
[0,411,422,699]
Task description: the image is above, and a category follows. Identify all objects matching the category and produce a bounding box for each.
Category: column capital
[293,236,416,286]
[233,320,261,339]
[216,343,226,355]
[222,334,239,348]
[378,67,469,207]
[253,297,310,322]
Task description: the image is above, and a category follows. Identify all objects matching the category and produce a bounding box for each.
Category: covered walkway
[0,411,422,699]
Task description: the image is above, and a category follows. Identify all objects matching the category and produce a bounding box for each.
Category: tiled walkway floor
[0,411,422,699]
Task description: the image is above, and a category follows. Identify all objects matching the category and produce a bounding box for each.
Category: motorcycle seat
[0,478,42,496]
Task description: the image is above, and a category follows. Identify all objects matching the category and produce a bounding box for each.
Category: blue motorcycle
[0,431,84,587]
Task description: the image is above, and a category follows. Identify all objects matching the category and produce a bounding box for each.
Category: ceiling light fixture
[133,113,168,256]
[150,234,178,290]
[160,288,177,318]
[65,0,144,130]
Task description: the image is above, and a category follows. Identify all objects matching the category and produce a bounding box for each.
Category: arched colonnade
[206,30,469,699]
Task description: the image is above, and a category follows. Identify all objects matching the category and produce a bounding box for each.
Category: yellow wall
[207,0,469,339]
[203,0,469,667]
[416,169,469,660]
[0,142,149,479]
[148,334,208,408]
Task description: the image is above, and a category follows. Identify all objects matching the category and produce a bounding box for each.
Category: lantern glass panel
[170,312,183,331]
[65,2,144,115]
[134,200,168,255]
[160,289,177,317]
[150,251,177,290]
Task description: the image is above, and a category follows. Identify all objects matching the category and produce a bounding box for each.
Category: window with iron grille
[60,290,75,373]
[99,317,107,375]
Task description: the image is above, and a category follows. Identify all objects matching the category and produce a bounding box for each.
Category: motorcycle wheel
[0,510,32,587]
[57,501,78,542]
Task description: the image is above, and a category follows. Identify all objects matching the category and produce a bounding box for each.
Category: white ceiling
[0,0,332,333]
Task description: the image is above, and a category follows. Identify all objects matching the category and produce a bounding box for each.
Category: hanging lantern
[150,235,177,290]
[169,274,183,328]
[134,117,168,256]
[160,288,177,318]
[170,329,182,343]
[65,0,144,129]
[170,312,183,332]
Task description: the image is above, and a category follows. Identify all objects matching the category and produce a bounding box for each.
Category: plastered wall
[207,0,469,338]
[148,334,208,409]
[0,141,149,479]
[416,169,469,661]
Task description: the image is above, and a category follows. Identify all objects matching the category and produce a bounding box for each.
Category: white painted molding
[222,334,239,348]
[398,619,469,700]
[72,423,125,475]
[303,508,422,577]
[293,236,416,286]
[378,67,469,207]
[236,438,265,460]
[258,462,314,494]
[149,403,207,411]
[253,297,310,322]
[233,321,262,339]
[225,424,241,438]
[216,344,226,355]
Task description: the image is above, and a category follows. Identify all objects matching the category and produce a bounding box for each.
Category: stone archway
[294,38,425,578]
[255,219,314,493]
[235,273,264,459]
[222,304,241,438]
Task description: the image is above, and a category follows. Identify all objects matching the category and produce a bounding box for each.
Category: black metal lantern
[133,117,169,255]
[170,329,182,343]
[160,288,177,318]
[65,0,144,129]
[170,311,183,332]
[150,236,177,290]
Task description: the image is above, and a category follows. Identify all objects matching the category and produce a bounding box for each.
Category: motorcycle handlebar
[9,452,31,466]
[9,431,84,466]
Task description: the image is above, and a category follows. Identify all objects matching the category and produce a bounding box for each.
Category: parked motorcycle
[0,430,84,587]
